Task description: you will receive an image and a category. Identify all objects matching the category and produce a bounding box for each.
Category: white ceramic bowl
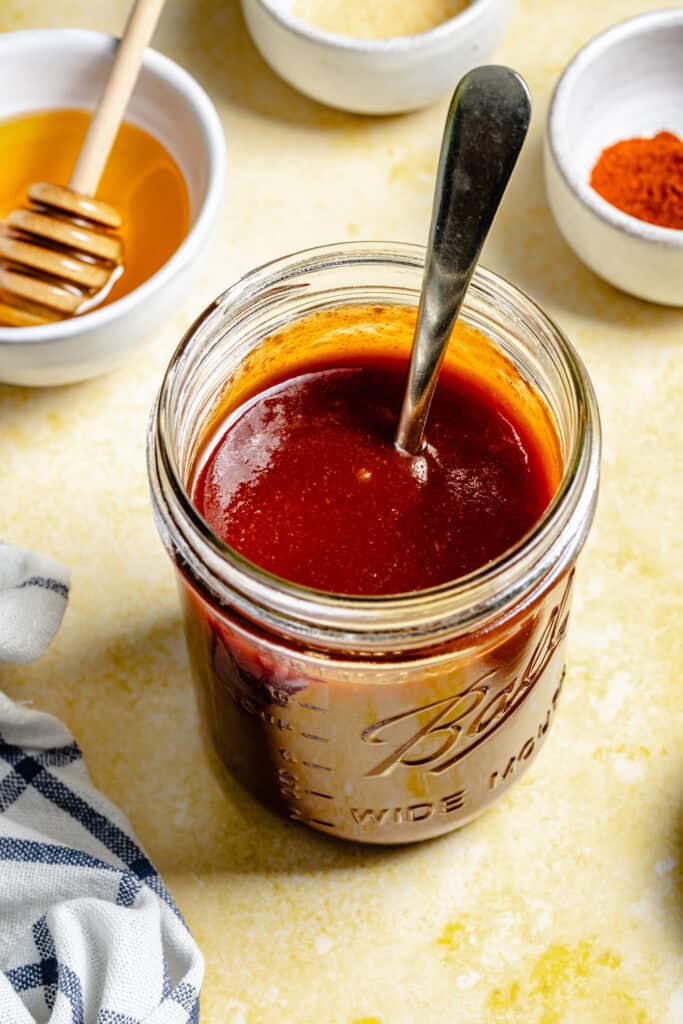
[545,10,683,306]
[0,29,226,387]
[241,0,514,115]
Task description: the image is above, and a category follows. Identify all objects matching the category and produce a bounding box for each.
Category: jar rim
[149,241,601,651]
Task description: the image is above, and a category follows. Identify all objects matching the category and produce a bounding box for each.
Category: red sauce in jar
[178,304,573,840]
[192,311,558,596]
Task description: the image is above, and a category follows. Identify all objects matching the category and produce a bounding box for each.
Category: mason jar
[148,242,600,844]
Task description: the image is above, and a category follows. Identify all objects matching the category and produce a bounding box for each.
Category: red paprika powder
[590,130,683,229]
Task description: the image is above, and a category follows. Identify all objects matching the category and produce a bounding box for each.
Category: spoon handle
[69,0,167,197]
[395,66,531,455]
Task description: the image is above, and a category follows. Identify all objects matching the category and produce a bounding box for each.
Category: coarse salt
[286,0,469,40]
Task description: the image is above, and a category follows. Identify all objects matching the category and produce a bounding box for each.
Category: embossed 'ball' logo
[361,573,573,779]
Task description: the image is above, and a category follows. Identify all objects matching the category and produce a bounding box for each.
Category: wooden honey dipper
[0,0,165,328]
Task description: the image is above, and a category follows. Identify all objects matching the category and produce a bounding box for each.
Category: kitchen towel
[0,541,70,664]
[0,541,204,1023]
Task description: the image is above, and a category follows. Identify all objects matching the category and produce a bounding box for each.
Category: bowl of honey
[0,29,226,387]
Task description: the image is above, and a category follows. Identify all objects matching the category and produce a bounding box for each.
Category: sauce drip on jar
[192,305,560,595]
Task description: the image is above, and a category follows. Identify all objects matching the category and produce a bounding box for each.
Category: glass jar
[148,242,600,844]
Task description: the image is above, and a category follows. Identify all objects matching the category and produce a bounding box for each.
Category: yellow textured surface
[1,1,683,1021]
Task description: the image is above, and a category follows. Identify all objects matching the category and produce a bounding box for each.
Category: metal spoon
[395,66,531,455]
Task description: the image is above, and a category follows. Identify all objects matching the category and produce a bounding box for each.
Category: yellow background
[1,1,682,1021]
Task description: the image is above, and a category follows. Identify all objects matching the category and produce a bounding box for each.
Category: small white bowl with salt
[241,0,514,115]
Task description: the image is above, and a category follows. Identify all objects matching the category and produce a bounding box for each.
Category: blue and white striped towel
[0,543,204,1023]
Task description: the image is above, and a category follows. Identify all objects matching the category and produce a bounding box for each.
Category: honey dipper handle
[69,0,166,197]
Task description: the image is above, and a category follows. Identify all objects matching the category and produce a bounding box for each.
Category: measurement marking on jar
[303,760,333,772]
[301,732,329,743]
[305,789,333,800]
[297,701,328,713]
[290,805,335,828]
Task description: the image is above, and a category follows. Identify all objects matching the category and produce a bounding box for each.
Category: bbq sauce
[192,306,560,596]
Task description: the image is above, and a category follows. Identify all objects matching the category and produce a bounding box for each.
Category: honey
[290,0,469,39]
[0,108,190,325]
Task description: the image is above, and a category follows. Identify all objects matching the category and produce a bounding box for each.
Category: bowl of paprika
[544,9,683,306]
